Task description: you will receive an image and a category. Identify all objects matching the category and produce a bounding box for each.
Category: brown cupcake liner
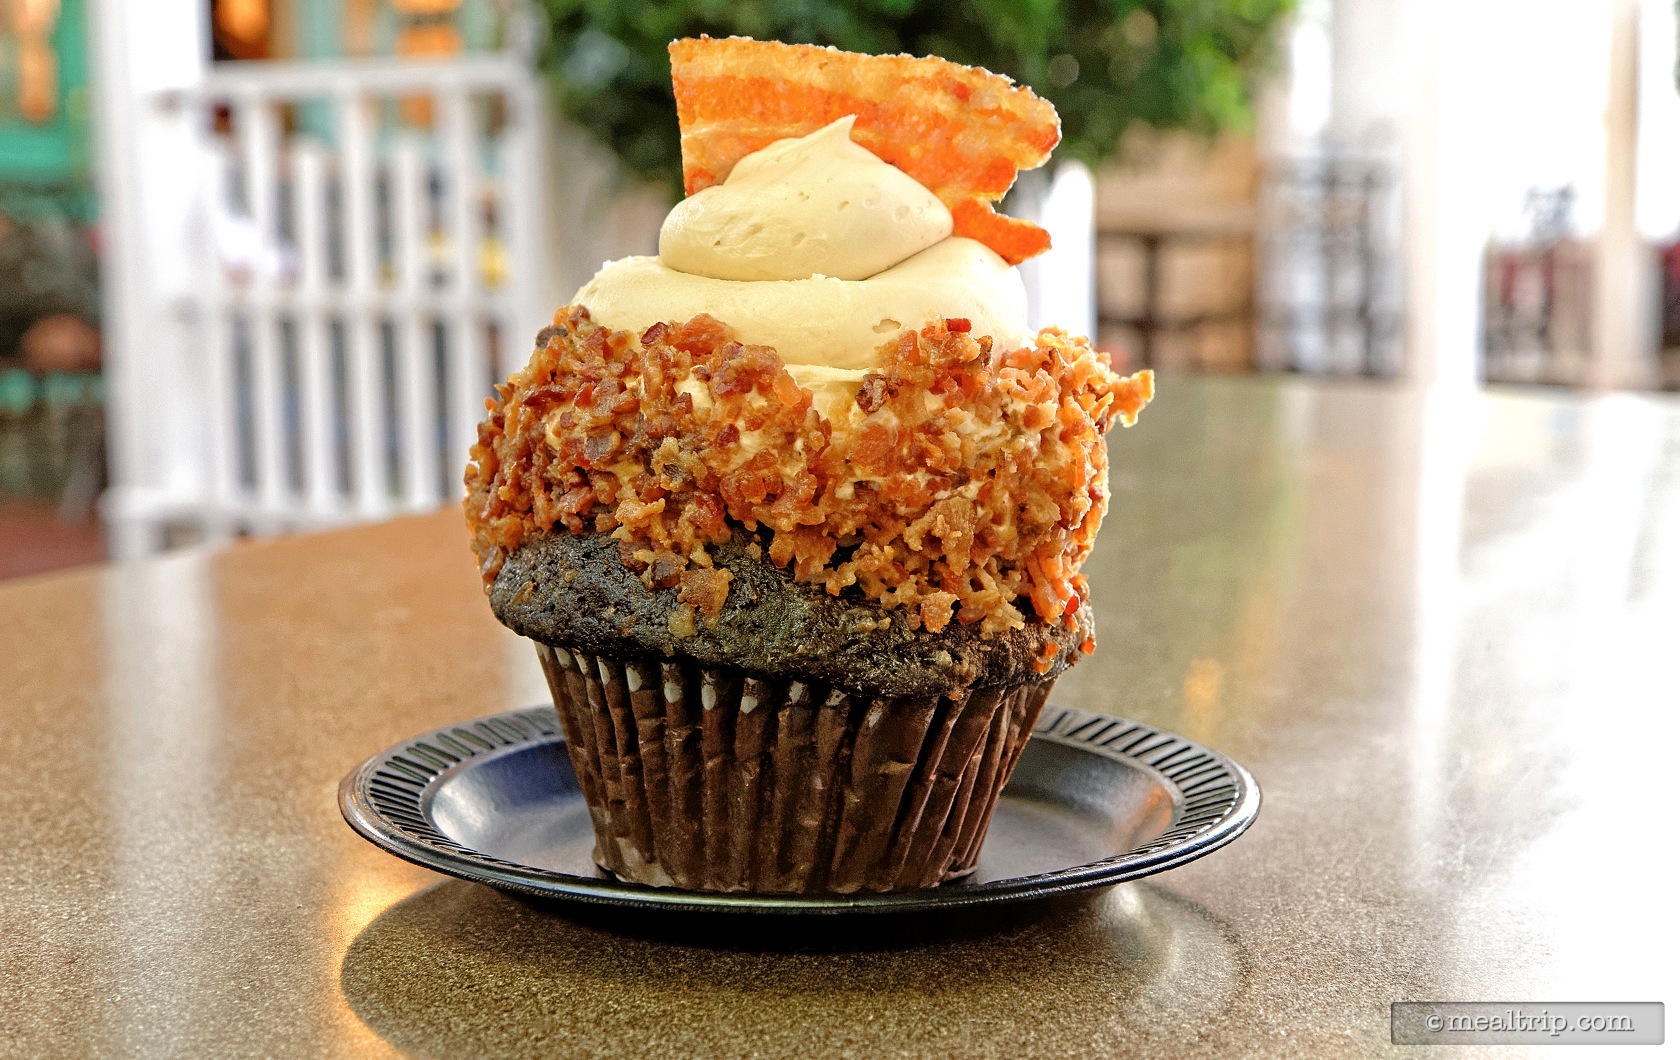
[532,642,1053,894]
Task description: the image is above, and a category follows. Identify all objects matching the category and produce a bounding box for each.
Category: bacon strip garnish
[668,36,1061,265]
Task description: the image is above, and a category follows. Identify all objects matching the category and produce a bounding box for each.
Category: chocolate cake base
[494,530,1092,699]
[536,643,1052,894]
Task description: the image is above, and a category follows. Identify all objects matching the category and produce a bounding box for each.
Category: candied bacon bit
[851,422,900,476]
[520,385,568,412]
[1022,401,1054,431]
[945,317,972,333]
[616,496,666,530]
[558,486,594,514]
[678,565,732,616]
[721,468,778,508]
[1079,636,1096,655]
[1030,639,1061,674]
[582,429,620,465]
[772,370,803,407]
[668,604,697,637]
[672,314,736,356]
[855,374,899,413]
[688,490,728,536]
[710,347,756,394]
[649,553,685,589]
[919,592,959,633]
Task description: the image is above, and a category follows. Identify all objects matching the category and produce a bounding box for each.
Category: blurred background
[1,0,1676,577]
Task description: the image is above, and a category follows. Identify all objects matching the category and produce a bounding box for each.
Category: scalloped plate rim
[338,704,1260,915]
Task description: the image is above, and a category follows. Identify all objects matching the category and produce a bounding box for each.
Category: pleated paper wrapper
[533,642,1053,894]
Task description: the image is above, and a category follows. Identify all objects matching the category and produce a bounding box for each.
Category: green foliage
[535,0,1295,198]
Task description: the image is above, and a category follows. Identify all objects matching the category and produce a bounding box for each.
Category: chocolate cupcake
[463,38,1153,894]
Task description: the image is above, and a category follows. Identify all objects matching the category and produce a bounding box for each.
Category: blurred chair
[95,7,548,556]
[1659,239,1680,390]
[1254,148,1403,378]
[1095,133,1259,372]
[1482,242,1596,386]
[1097,206,1256,371]
[1481,187,1595,387]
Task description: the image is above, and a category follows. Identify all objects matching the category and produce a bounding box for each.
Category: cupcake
[464,37,1153,894]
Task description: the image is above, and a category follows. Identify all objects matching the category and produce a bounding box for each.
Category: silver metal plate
[340,705,1260,915]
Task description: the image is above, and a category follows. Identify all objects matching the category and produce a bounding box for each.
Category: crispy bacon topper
[669,36,1060,265]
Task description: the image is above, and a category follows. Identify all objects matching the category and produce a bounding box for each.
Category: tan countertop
[3,375,1676,1057]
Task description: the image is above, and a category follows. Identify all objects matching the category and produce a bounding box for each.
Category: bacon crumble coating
[669,36,1060,265]
[465,308,1152,636]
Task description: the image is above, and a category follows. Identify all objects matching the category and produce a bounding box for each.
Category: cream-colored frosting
[784,364,869,422]
[574,238,1029,373]
[573,118,1031,376]
[659,117,951,282]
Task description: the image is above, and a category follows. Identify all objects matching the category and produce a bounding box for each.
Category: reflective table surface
[4,376,1676,1057]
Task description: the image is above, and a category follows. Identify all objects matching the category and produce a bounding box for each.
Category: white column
[199,145,238,543]
[1019,163,1096,340]
[1328,0,1399,144]
[504,75,551,365]
[1012,165,1096,341]
[1396,0,1486,391]
[440,86,487,491]
[1592,0,1655,389]
[290,140,341,520]
[391,135,441,510]
[337,87,388,517]
[236,92,289,528]
[89,0,209,556]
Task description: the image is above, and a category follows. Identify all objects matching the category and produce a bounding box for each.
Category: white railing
[107,53,547,551]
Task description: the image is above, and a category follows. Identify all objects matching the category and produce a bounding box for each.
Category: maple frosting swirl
[572,116,1031,383]
[661,116,950,281]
